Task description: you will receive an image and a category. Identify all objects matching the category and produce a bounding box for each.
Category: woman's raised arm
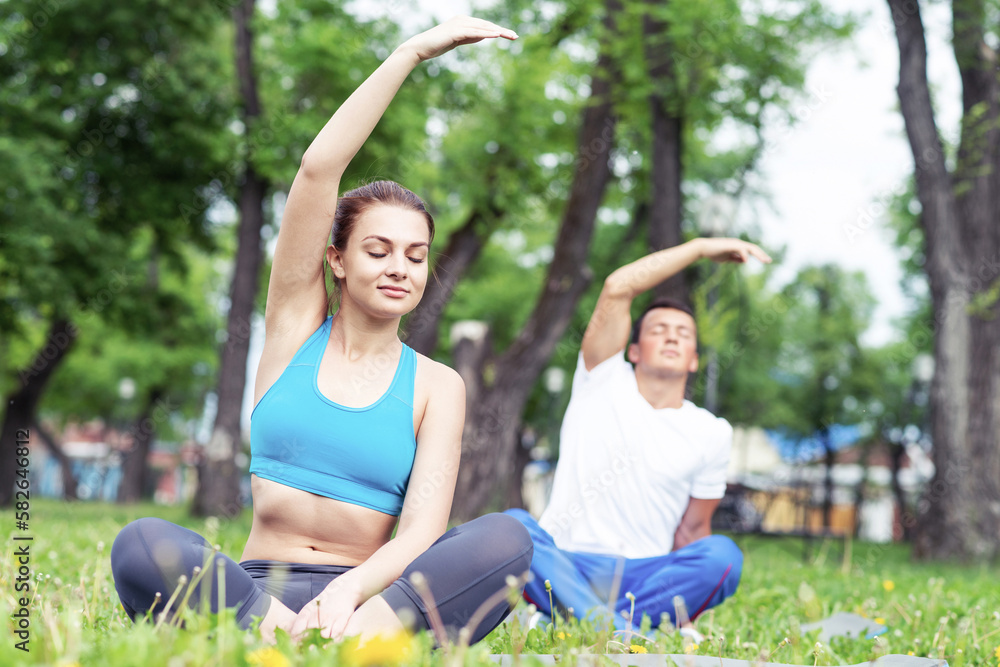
[264,17,517,335]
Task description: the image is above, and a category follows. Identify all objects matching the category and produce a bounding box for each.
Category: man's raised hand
[399,16,517,63]
[697,237,772,265]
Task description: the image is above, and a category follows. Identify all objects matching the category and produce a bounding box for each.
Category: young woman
[111,17,532,645]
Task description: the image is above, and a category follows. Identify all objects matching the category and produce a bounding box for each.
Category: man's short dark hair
[630,298,696,345]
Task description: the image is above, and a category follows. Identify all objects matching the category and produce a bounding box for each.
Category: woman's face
[327,205,430,319]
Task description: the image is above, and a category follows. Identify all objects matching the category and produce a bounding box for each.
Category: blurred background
[1,0,997,562]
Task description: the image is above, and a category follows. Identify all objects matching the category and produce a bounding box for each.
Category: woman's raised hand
[399,16,517,63]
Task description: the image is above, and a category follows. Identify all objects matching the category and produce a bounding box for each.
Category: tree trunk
[644,4,688,303]
[0,319,77,505]
[887,0,1000,560]
[643,2,691,303]
[192,0,267,517]
[30,419,78,501]
[506,424,533,510]
[449,0,622,522]
[822,429,834,531]
[851,444,870,539]
[889,440,909,541]
[117,387,165,503]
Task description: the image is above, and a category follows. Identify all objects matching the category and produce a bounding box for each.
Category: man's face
[627,307,699,378]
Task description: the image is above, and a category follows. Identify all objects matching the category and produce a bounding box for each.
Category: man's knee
[702,535,743,590]
[680,536,742,578]
[503,507,534,528]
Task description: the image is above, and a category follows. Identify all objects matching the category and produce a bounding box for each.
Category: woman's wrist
[326,574,365,603]
[391,41,424,68]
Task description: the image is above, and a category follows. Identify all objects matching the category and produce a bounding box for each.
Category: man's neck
[634,368,687,410]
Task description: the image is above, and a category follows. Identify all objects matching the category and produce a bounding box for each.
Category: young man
[506,236,771,632]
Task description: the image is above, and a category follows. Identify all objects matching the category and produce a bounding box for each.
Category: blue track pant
[505,508,742,630]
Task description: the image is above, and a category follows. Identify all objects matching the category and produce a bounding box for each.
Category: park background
[1,0,998,664]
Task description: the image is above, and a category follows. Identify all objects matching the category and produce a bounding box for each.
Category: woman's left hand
[399,16,517,63]
[289,578,363,641]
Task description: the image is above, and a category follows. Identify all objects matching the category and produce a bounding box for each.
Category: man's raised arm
[580,237,771,371]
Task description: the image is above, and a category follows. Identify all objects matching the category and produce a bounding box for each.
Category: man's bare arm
[673,497,721,551]
[580,238,770,371]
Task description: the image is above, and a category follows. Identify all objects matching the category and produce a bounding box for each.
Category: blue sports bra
[249,317,417,516]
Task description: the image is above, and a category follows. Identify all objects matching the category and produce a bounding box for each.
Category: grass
[2,499,999,666]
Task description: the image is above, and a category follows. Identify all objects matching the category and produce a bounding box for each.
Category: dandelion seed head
[505,575,517,588]
[544,579,552,591]
[626,592,635,602]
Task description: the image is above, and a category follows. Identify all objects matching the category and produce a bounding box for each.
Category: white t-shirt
[538,351,733,559]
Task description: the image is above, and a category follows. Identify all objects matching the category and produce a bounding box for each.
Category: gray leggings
[110,513,532,644]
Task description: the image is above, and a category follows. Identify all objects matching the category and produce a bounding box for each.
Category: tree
[0,0,232,505]
[42,243,220,503]
[190,0,268,518]
[886,0,1000,560]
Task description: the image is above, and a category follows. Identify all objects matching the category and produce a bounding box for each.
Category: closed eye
[368,252,387,258]
[408,257,426,264]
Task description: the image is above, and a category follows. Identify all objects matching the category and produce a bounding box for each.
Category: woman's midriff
[240,475,397,566]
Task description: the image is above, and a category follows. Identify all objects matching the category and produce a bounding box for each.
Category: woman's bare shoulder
[412,352,465,404]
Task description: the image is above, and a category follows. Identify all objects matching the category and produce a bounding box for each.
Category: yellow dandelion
[343,631,414,667]
[684,643,700,654]
[875,617,886,625]
[246,647,290,667]
[908,651,914,656]
[630,644,648,654]
[556,631,567,640]
[995,645,1000,659]
[883,580,895,592]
